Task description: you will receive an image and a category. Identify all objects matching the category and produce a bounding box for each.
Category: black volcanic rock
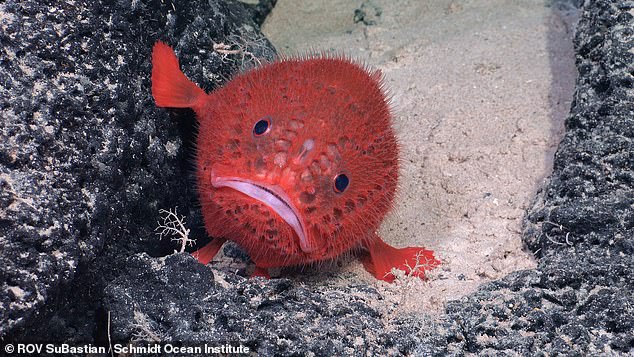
[103,253,387,355]
[0,0,274,338]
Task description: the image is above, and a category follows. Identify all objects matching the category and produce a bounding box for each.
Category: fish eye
[333,173,349,193]
[253,116,271,136]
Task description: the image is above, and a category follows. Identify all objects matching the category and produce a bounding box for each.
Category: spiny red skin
[197,57,398,268]
[152,42,439,280]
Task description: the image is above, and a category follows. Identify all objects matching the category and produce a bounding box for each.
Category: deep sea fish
[151,41,439,282]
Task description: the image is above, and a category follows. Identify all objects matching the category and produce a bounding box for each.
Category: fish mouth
[210,175,314,253]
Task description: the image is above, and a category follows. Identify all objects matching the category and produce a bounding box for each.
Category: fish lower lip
[211,176,314,253]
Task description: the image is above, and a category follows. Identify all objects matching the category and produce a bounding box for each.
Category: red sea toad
[151,41,439,282]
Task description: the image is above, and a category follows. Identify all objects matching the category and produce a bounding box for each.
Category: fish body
[151,41,439,281]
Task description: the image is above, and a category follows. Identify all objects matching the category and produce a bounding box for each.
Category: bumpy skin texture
[152,42,438,280]
[198,58,397,266]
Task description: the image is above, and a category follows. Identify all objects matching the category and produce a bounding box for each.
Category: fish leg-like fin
[192,238,227,265]
[151,41,206,109]
[360,233,440,283]
[251,266,271,279]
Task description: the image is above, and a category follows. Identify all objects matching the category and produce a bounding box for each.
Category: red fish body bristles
[151,41,439,282]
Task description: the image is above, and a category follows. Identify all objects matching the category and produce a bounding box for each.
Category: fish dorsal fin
[151,41,206,109]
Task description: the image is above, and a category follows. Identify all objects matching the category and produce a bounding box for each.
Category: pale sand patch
[260,0,578,313]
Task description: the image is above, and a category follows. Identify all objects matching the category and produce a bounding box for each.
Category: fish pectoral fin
[360,233,440,283]
[192,238,227,265]
[151,41,206,109]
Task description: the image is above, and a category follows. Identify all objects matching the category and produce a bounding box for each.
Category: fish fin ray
[361,233,439,282]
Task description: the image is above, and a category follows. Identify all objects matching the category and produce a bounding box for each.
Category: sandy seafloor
[245,0,579,313]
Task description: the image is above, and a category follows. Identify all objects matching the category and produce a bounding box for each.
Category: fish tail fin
[192,238,226,265]
[361,233,439,282]
[151,41,206,108]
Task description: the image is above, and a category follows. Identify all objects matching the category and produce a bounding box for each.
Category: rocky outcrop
[0,0,274,338]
